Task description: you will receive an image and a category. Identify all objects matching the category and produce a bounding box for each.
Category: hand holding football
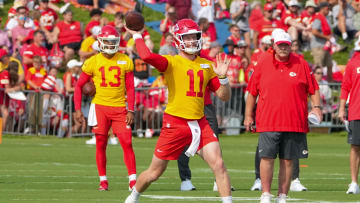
[82,81,96,97]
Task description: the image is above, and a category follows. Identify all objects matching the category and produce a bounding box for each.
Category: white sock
[99,176,107,181]
[222,196,232,203]
[342,32,348,40]
[129,174,137,182]
[130,187,140,200]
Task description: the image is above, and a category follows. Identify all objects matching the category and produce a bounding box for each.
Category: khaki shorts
[311,47,332,68]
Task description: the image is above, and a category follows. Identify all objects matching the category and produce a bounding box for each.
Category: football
[82,81,96,97]
[125,11,145,31]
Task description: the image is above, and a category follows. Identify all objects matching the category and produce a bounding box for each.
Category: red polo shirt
[341,52,360,121]
[247,52,319,133]
[254,18,281,42]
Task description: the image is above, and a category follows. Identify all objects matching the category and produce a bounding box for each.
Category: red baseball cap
[264,3,274,11]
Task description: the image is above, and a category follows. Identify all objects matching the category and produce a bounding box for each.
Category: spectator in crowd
[0,62,9,130]
[291,40,305,59]
[63,59,86,135]
[39,0,58,42]
[79,25,101,61]
[248,1,263,33]
[223,38,235,55]
[230,0,251,58]
[0,24,11,52]
[227,24,243,48]
[166,0,192,21]
[251,35,272,66]
[244,31,321,203]
[311,2,335,82]
[339,38,360,195]
[281,0,309,41]
[313,66,332,118]
[84,9,104,38]
[234,40,249,72]
[253,3,281,49]
[301,0,317,48]
[273,0,287,20]
[6,6,36,31]
[26,56,47,134]
[198,18,211,51]
[52,10,83,62]
[10,7,33,54]
[108,12,125,34]
[159,32,177,56]
[23,30,49,73]
[159,6,176,46]
[1,55,25,84]
[332,0,360,41]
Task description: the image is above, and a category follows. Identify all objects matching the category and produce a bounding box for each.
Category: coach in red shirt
[244,31,322,202]
[338,39,360,194]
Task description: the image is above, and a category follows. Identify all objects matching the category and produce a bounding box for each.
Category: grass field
[0,132,359,203]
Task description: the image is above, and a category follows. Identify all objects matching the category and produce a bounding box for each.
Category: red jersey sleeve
[340,62,353,100]
[208,76,221,92]
[125,71,135,112]
[135,38,168,72]
[74,72,91,111]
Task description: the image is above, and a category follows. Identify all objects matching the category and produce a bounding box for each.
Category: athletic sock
[129,174,137,182]
[222,196,232,203]
[99,176,107,181]
[95,134,108,177]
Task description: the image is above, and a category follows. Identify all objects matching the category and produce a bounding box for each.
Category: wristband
[219,77,229,85]
[132,33,143,40]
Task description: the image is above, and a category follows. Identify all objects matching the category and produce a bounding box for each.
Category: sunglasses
[18,16,27,20]
[315,72,323,75]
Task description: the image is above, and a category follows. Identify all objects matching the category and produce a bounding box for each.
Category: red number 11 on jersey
[186,69,204,97]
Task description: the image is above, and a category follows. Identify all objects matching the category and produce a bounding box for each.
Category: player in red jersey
[125,19,233,203]
[74,25,137,191]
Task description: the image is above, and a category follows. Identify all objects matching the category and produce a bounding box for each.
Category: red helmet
[173,19,202,54]
[97,25,120,54]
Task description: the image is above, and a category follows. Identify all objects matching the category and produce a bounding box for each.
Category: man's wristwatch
[313,106,323,110]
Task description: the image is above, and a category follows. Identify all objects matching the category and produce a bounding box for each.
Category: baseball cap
[273,32,292,45]
[264,3,273,11]
[91,26,101,36]
[210,41,221,49]
[271,28,286,40]
[261,35,272,45]
[67,59,83,69]
[354,37,360,51]
[319,2,330,9]
[223,39,235,47]
[288,0,300,7]
[305,0,317,8]
[236,40,247,47]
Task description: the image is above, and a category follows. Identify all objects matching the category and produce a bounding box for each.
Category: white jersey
[191,0,215,23]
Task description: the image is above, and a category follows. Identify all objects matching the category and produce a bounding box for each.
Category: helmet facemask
[174,31,202,54]
[98,36,120,54]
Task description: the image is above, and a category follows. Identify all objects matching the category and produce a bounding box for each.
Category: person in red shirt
[159,7,176,46]
[251,35,272,67]
[274,0,287,20]
[227,24,250,59]
[22,30,49,75]
[52,10,83,61]
[338,38,360,194]
[281,0,309,41]
[199,18,212,51]
[253,3,281,49]
[248,1,263,31]
[301,0,317,43]
[244,32,322,202]
[39,0,58,40]
[84,9,103,38]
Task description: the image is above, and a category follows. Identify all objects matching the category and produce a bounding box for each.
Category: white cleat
[260,192,273,203]
[251,178,262,191]
[125,195,139,203]
[108,137,118,145]
[181,179,196,191]
[213,181,235,191]
[86,136,96,145]
[275,193,287,203]
[145,129,154,138]
[346,182,360,194]
[290,178,307,191]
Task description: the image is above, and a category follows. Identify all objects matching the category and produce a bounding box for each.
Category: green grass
[0,132,358,202]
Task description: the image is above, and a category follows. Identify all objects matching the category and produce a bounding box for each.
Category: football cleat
[251,178,262,191]
[86,136,96,145]
[180,179,196,191]
[260,192,273,203]
[290,178,307,191]
[98,180,108,191]
[346,182,360,194]
[275,193,287,203]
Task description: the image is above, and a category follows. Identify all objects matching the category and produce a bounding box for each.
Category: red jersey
[56,21,82,45]
[227,35,242,46]
[341,52,360,121]
[26,67,47,90]
[0,70,9,88]
[247,52,319,132]
[40,8,58,31]
[276,1,287,19]
[281,10,301,31]
[249,7,263,30]
[23,43,49,74]
[255,18,281,42]
[85,20,100,37]
[301,10,315,26]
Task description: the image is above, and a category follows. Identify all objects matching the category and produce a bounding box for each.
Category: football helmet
[173,19,202,54]
[97,25,120,54]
